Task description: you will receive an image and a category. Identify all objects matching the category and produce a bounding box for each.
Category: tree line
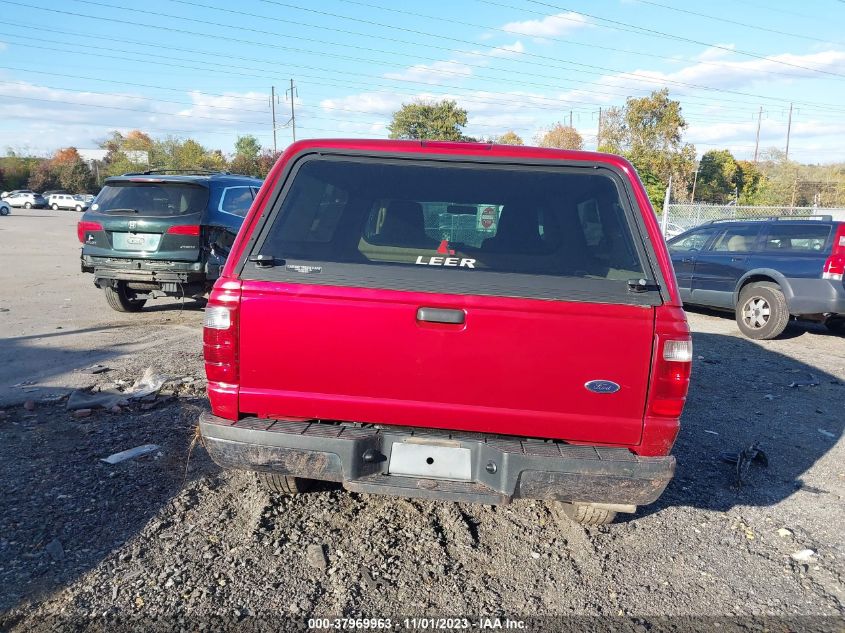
[0,131,280,194]
[387,90,845,209]
[2,88,844,208]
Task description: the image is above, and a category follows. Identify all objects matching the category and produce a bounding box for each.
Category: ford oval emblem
[585,380,621,394]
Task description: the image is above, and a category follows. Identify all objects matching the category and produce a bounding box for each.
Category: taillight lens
[167,225,201,236]
[77,220,103,243]
[824,227,845,281]
[203,291,239,385]
[663,339,693,363]
[823,256,844,281]
[204,305,231,330]
[648,337,692,418]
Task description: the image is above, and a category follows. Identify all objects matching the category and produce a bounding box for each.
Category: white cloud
[501,12,589,40]
[0,43,8,52]
[0,81,273,151]
[488,41,525,58]
[384,60,473,85]
[593,49,845,96]
[688,119,845,145]
[177,90,269,123]
[320,92,403,116]
[696,44,736,62]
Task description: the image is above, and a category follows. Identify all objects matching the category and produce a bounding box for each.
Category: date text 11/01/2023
[307,618,527,630]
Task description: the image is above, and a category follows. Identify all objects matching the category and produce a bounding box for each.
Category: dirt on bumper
[200,412,675,507]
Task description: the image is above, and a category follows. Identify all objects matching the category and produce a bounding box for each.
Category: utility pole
[661,176,672,238]
[691,166,699,203]
[597,107,602,149]
[569,110,573,128]
[753,106,762,163]
[270,86,278,154]
[286,78,297,143]
[785,103,793,161]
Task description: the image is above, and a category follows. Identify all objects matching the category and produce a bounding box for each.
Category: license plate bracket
[388,440,472,481]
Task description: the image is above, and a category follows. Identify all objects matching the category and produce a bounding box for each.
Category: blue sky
[1,0,844,162]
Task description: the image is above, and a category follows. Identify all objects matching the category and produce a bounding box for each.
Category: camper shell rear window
[247,155,657,303]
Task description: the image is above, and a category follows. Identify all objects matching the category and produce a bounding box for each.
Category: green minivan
[78,170,262,312]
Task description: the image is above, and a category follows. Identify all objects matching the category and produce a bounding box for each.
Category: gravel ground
[0,310,843,630]
[1,211,843,629]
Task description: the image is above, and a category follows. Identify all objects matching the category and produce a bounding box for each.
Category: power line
[4,24,817,120]
[0,51,839,141]
[4,2,844,115]
[0,77,271,115]
[2,29,838,132]
[333,0,824,81]
[0,1,840,152]
[630,0,837,44]
[169,0,845,96]
[58,0,845,104]
[4,67,806,142]
[0,92,273,126]
[488,0,845,79]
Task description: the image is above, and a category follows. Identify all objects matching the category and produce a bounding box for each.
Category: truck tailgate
[237,282,654,446]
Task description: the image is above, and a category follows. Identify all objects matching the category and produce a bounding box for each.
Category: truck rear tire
[258,472,312,494]
[561,503,617,525]
[736,282,790,340]
[103,283,146,313]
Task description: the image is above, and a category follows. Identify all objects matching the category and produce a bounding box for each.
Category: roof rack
[120,168,230,176]
[706,215,833,224]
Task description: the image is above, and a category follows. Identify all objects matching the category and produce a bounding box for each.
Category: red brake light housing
[77,220,103,243]
[167,225,201,236]
[823,224,845,281]
[640,306,692,456]
[203,280,242,419]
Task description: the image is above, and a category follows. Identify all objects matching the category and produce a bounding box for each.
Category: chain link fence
[660,203,845,238]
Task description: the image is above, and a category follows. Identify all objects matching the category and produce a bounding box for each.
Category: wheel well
[737,274,779,297]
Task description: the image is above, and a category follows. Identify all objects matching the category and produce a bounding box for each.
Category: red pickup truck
[199,139,692,524]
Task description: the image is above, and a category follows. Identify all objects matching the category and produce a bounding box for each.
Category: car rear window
[92,182,209,216]
[762,224,831,252]
[256,158,646,283]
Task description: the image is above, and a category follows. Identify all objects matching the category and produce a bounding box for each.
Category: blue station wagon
[668,216,845,339]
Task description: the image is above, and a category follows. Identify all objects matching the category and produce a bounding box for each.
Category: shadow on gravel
[638,329,844,519]
[0,398,212,614]
[0,319,202,406]
[133,299,208,314]
[684,305,840,339]
[0,326,141,405]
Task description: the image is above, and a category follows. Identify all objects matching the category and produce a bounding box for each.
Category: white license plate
[112,232,161,251]
[388,440,472,481]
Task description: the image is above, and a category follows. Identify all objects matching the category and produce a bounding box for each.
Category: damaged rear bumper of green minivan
[81,254,209,283]
[199,412,675,507]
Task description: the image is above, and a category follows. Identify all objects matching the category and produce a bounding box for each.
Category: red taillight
[203,283,240,386]
[167,225,201,236]
[77,220,103,243]
[648,338,693,418]
[824,255,845,281]
[823,225,845,281]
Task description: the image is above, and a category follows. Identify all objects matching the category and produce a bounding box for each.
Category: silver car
[5,191,47,209]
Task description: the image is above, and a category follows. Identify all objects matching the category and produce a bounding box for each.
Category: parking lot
[1,208,844,625]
